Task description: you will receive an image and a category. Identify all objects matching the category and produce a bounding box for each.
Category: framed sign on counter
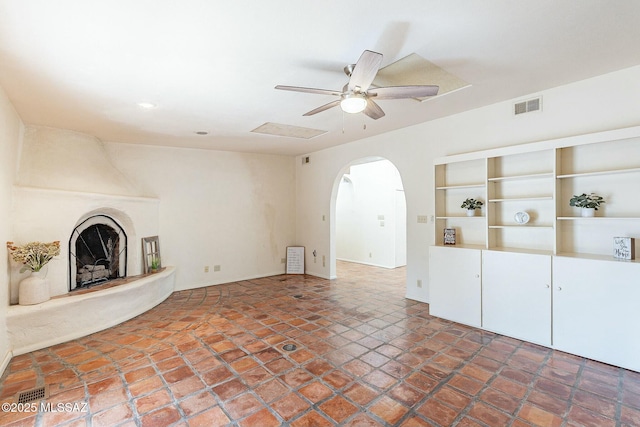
[286,246,305,274]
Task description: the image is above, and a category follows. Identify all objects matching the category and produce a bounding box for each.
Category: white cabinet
[553,256,640,372]
[429,246,482,328]
[482,251,552,346]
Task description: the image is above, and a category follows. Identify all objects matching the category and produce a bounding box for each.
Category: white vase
[466,209,477,217]
[19,270,50,305]
[581,207,595,217]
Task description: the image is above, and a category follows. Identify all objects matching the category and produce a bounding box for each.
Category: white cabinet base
[429,246,482,328]
[553,256,640,372]
[482,251,552,346]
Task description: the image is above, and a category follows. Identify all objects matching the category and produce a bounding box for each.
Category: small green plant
[569,193,605,210]
[461,198,484,210]
[150,256,160,271]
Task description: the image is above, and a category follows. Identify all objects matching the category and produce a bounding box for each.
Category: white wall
[296,65,640,302]
[336,159,406,268]
[9,126,296,295]
[0,86,24,371]
[17,127,142,196]
[11,127,160,300]
[104,142,296,290]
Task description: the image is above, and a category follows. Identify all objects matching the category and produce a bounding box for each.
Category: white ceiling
[1,1,640,156]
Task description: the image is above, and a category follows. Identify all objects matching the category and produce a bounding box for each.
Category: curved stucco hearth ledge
[7,267,175,356]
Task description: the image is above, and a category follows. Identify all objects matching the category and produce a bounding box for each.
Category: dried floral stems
[6,241,60,273]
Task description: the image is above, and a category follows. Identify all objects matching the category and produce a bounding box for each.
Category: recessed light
[195,131,209,136]
[137,102,156,109]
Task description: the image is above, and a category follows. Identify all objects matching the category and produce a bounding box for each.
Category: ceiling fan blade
[275,85,342,97]
[303,99,341,116]
[363,99,385,120]
[348,50,383,92]
[368,85,439,99]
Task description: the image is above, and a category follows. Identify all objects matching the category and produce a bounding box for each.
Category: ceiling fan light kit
[340,94,367,114]
[276,50,439,120]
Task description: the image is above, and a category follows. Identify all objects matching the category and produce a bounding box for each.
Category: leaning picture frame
[142,236,161,273]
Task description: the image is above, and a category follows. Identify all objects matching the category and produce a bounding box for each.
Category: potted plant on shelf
[569,193,605,217]
[150,256,160,273]
[461,198,484,217]
[7,241,60,305]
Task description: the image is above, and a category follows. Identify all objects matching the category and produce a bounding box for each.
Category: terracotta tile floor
[1,261,639,426]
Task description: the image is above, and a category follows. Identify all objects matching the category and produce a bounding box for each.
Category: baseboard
[0,348,13,378]
[405,293,428,304]
[336,258,396,269]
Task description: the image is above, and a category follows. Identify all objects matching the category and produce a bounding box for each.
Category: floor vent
[292,294,303,299]
[16,386,48,403]
[282,344,297,351]
[514,97,542,115]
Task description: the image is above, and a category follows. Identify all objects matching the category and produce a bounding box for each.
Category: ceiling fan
[275,50,439,120]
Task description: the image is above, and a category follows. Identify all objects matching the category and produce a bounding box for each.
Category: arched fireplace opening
[69,215,127,291]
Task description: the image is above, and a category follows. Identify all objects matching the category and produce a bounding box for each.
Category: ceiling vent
[514,97,542,115]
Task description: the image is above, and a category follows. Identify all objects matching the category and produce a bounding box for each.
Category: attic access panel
[373,53,471,101]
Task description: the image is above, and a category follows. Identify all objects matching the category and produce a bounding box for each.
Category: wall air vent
[514,97,542,115]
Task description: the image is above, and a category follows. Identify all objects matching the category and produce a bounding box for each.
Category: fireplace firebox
[69,215,127,291]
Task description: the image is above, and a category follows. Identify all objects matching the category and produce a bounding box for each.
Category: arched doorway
[330,157,407,280]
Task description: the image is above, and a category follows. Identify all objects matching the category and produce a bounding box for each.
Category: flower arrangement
[6,241,60,273]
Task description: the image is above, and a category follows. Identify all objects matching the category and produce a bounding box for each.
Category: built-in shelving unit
[433,126,640,259]
[429,126,640,372]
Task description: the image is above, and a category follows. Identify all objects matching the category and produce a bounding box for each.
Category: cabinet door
[482,251,552,346]
[553,256,640,372]
[429,246,482,327]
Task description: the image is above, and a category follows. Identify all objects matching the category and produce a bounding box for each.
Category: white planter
[466,209,477,217]
[581,207,596,217]
[19,270,50,305]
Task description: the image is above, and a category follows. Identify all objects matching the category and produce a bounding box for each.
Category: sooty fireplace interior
[69,215,127,291]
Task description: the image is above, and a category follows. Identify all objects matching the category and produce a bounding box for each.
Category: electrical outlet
[417,215,429,223]
[213,265,221,272]
[417,279,422,288]
[281,258,286,264]
[322,255,325,267]
[204,266,209,273]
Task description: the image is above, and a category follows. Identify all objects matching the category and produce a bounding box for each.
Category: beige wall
[102,142,296,290]
[0,86,24,372]
[11,126,296,295]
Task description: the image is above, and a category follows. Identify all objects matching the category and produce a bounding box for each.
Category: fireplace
[69,215,127,291]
